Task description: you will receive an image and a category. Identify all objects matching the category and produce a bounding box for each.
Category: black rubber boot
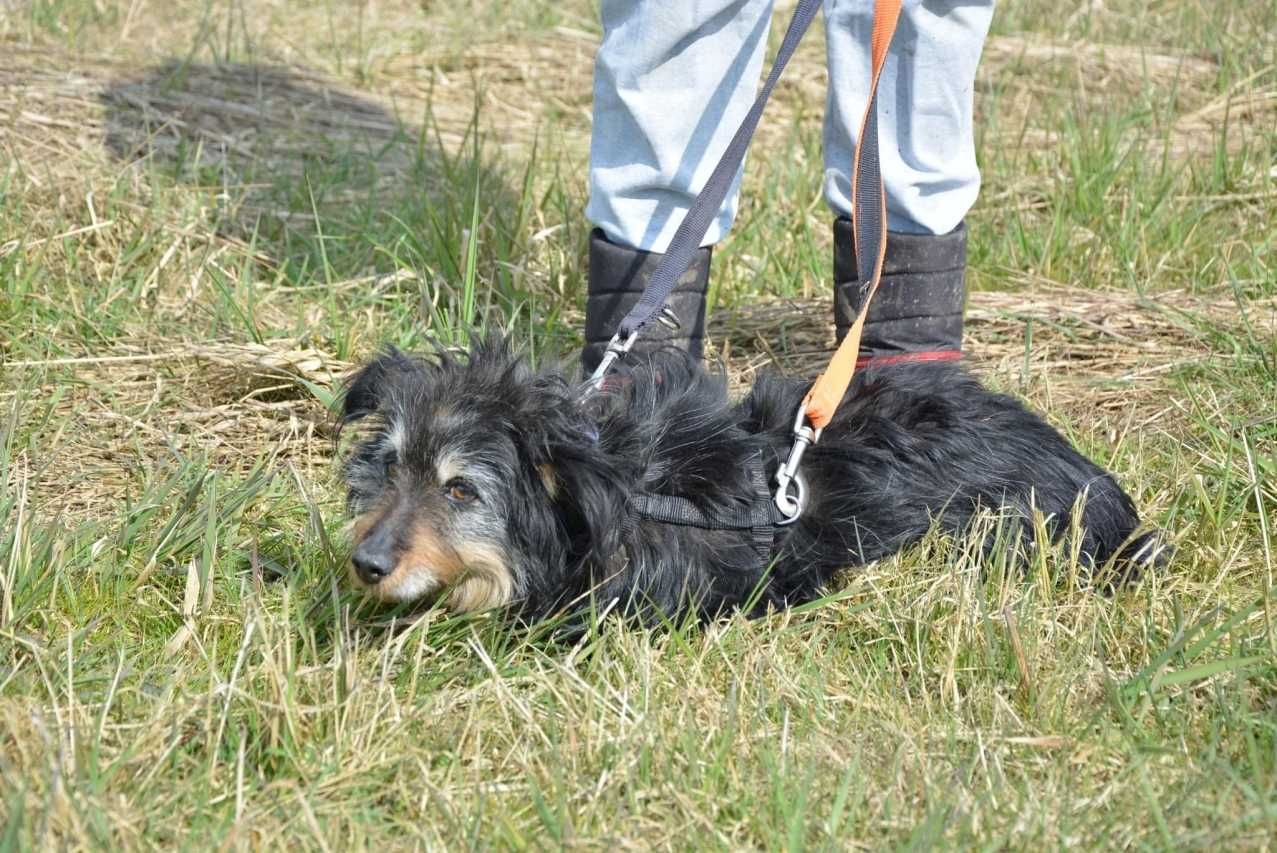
[833,218,967,359]
[582,228,712,374]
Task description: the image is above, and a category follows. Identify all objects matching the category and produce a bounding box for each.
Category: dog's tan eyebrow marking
[436,450,466,484]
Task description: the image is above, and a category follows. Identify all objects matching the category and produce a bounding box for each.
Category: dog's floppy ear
[522,375,627,560]
[340,346,418,425]
[555,454,626,559]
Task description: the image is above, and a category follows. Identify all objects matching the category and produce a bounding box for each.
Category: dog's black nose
[351,540,395,584]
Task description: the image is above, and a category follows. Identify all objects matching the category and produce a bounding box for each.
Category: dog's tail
[1104,530,1172,585]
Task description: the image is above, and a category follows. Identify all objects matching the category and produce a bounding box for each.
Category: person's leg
[823,0,995,357]
[584,0,775,371]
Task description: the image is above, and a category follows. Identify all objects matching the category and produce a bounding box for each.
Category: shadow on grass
[97,60,529,298]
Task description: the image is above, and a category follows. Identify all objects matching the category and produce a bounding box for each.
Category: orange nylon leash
[801,0,901,430]
[773,0,902,521]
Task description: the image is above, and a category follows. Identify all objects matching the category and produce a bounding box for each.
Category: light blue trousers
[587,0,995,252]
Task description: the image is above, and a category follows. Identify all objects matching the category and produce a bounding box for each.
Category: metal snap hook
[774,471,808,525]
[585,329,639,393]
[773,404,822,523]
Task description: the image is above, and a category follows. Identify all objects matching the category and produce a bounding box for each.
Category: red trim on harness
[855,350,963,369]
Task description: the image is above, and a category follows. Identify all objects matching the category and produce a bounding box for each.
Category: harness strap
[630,493,774,531]
[629,454,781,566]
[856,350,962,369]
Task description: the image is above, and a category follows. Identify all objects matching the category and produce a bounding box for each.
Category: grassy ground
[2,0,1275,847]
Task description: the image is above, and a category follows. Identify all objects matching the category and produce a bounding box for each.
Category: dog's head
[338,338,622,613]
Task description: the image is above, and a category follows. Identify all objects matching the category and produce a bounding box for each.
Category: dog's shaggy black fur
[340,338,1162,622]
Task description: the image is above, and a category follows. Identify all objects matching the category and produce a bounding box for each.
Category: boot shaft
[833,218,967,356]
[583,228,712,372]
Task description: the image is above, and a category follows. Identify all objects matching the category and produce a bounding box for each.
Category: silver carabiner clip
[586,329,639,392]
[773,404,822,524]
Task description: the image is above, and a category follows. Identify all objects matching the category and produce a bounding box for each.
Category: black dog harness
[629,453,788,570]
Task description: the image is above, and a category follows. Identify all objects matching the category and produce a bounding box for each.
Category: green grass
[2,0,1275,848]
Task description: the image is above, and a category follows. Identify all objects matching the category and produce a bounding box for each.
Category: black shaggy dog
[339,338,1163,622]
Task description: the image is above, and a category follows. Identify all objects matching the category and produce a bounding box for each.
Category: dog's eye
[384,459,398,478]
[444,478,479,504]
